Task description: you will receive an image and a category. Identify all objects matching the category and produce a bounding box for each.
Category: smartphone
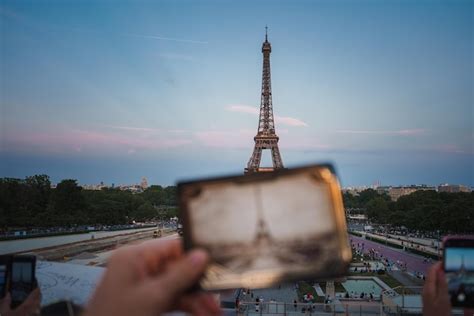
[9,255,36,308]
[179,163,352,290]
[0,256,10,299]
[443,236,474,308]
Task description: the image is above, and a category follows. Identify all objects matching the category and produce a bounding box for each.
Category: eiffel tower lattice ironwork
[245,27,284,174]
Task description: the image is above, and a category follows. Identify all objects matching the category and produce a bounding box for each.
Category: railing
[235,301,423,315]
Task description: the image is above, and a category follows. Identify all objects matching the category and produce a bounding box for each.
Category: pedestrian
[294,299,297,311]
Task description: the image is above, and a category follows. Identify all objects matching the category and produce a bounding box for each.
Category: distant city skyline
[27,176,474,190]
[1,0,473,186]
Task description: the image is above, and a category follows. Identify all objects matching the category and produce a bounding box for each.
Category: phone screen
[0,263,7,298]
[445,247,474,307]
[10,261,34,304]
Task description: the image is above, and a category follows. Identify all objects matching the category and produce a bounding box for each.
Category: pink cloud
[227,105,259,115]
[336,129,427,136]
[275,116,308,127]
[194,130,254,149]
[3,128,192,154]
[104,125,163,133]
[226,104,308,127]
[193,129,333,152]
[431,144,468,154]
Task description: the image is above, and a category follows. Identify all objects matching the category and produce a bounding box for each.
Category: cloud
[431,144,469,154]
[226,104,308,127]
[227,105,259,115]
[194,130,254,149]
[125,33,208,44]
[336,129,427,136]
[275,116,308,127]
[69,27,208,45]
[2,128,192,155]
[158,53,194,61]
[104,125,163,133]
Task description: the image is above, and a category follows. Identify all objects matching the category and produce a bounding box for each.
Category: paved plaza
[350,235,433,275]
[239,284,298,305]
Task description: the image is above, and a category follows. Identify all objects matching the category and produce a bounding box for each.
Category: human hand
[422,262,451,316]
[0,288,41,316]
[84,239,221,316]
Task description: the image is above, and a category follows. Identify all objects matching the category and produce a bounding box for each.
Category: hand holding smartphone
[443,236,474,308]
[0,256,10,299]
[0,255,37,308]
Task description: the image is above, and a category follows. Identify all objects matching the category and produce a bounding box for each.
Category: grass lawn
[334,282,346,292]
[297,281,325,303]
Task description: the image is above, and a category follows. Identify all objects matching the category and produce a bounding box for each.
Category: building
[438,184,470,193]
[388,185,436,201]
[342,186,371,196]
[140,177,149,190]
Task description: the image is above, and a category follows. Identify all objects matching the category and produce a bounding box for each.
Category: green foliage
[48,179,86,226]
[348,189,474,233]
[0,175,52,227]
[297,281,321,303]
[366,197,389,222]
[0,175,178,228]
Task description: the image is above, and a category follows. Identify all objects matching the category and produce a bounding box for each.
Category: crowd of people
[0,239,467,316]
[351,241,412,273]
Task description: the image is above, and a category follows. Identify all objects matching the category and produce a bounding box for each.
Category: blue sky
[1,0,472,187]
[445,248,474,271]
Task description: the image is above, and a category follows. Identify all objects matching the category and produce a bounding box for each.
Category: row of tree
[2,175,472,233]
[0,175,178,228]
[343,189,474,233]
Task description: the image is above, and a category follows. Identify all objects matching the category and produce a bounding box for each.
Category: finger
[148,249,209,309]
[436,266,449,299]
[136,239,183,276]
[177,293,221,316]
[13,288,41,315]
[108,239,183,282]
[0,293,12,313]
[203,293,222,315]
[423,262,440,300]
[464,308,474,316]
[135,238,183,260]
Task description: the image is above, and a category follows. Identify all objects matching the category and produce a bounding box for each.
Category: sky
[0,0,473,187]
[445,248,474,271]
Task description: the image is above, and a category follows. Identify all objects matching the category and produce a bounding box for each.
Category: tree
[142,186,164,206]
[0,178,25,227]
[132,202,156,221]
[48,180,86,226]
[25,175,51,226]
[366,197,389,223]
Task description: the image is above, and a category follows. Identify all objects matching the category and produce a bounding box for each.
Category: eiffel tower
[245,27,284,174]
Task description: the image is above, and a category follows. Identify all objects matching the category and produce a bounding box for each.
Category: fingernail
[189,249,208,265]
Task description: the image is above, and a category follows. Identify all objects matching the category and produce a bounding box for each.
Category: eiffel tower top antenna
[244,27,284,174]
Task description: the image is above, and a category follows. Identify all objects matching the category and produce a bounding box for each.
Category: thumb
[0,292,12,313]
[152,249,209,305]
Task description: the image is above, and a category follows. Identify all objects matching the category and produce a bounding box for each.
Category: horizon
[1,0,473,187]
[2,173,472,190]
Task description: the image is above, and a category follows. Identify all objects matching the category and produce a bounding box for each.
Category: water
[0,227,156,254]
[341,279,383,295]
